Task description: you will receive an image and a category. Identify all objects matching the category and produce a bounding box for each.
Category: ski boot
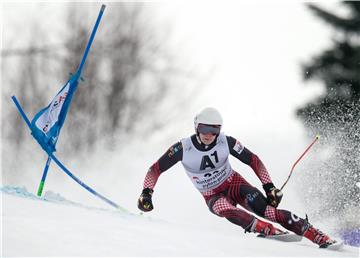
[248,218,284,236]
[246,218,303,242]
[302,217,337,248]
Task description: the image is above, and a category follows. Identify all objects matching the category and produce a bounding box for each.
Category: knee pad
[239,185,268,216]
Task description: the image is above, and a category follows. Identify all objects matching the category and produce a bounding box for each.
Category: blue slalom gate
[11,4,119,209]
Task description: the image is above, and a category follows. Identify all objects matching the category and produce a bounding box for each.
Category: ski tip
[316,134,321,139]
[101,4,106,11]
[321,241,344,251]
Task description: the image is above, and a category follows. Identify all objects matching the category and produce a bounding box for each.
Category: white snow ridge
[1,186,359,257]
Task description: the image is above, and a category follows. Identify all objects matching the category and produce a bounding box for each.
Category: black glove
[137,188,154,212]
[263,183,283,208]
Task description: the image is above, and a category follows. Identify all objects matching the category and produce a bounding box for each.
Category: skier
[137,107,337,248]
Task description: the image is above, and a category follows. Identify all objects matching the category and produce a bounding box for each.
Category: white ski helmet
[194,107,223,132]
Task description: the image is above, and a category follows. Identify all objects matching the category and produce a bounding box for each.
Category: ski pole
[280,134,320,191]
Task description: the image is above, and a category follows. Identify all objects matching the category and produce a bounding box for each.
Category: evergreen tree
[297,2,359,228]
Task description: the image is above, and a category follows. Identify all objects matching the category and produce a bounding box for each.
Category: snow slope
[1,186,358,257]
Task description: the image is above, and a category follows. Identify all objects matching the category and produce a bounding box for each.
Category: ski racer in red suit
[138,107,337,248]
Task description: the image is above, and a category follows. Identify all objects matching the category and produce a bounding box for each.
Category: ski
[257,232,303,242]
[258,233,344,250]
[320,241,344,250]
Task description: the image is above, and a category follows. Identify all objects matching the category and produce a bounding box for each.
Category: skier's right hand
[263,183,283,208]
[137,188,154,212]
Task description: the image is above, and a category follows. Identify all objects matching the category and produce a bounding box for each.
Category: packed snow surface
[1,186,359,257]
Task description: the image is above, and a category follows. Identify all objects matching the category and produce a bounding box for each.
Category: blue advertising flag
[30,74,79,153]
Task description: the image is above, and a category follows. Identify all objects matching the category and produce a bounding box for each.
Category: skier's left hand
[137,188,154,212]
[263,183,283,208]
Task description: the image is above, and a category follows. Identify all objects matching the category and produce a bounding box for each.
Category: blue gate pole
[11,96,31,127]
[37,156,51,196]
[11,95,52,197]
[77,4,106,76]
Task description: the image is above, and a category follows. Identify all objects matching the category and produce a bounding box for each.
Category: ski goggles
[197,124,221,135]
